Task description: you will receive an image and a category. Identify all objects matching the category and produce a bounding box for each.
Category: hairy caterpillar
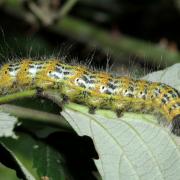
[0,59,179,134]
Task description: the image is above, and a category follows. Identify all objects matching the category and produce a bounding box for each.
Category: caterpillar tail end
[171,115,180,136]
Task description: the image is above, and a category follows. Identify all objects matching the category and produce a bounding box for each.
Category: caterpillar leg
[115,109,124,118]
[88,106,97,114]
[36,87,44,96]
[171,115,180,136]
[62,94,69,104]
[36,87,64,108]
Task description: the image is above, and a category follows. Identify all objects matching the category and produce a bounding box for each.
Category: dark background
[1,0,180,73]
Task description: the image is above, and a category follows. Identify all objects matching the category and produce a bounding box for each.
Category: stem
[58,0,78,18]
[28,1,52,25]
[55,16,180,67]
[0,90,36,104]
[0,104,72,131]
[0,90,72,130]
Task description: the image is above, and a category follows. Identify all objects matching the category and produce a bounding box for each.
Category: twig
[0,104,72,130]
[0,89,72,130]
[28,1,53,26]
[0,90,36,104]
[54,16,180,67]
[58,0,78,19]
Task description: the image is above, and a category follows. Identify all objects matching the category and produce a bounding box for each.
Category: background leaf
[0,163,19,180]
[142,63,180,90]
[0,111,17,138]
[1,133,72,180]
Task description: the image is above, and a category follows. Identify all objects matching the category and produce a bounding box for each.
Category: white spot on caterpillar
[74,78,95,89]
[9,70,18,77]
[100,85,114,94]
[48,71,64,79]
[28,67,38,76]
[100,85,107,93]
[75,78,86,87]
[86,83,95,89]
[28,64,43,77]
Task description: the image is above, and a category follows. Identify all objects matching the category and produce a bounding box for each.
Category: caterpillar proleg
[0,59,179,134]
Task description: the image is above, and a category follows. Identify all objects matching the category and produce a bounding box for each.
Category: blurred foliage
[0,0,180,71]
[0,163,19,180]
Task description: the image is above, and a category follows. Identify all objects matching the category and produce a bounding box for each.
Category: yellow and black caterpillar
[0,59,179,133]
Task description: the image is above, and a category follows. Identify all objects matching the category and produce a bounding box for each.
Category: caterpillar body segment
[0,59,179,133]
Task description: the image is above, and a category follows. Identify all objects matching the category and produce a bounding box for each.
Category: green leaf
[1,133,71,180]
[61,63,180,180]
[0,163,19,180]
[0,111,17,138]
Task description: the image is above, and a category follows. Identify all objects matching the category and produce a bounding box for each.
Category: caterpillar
[0,59,179,134]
